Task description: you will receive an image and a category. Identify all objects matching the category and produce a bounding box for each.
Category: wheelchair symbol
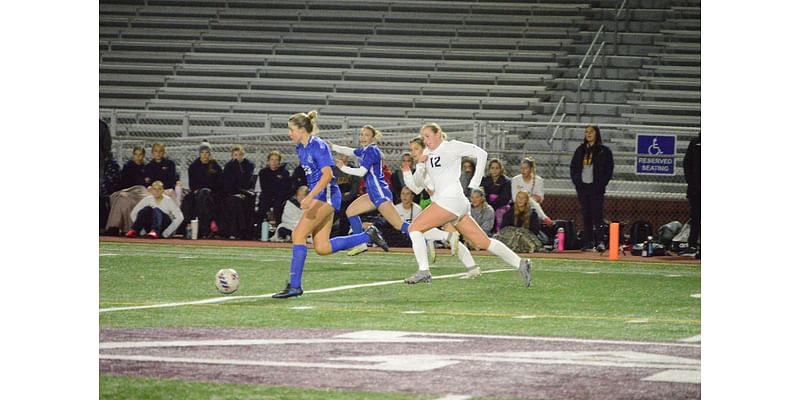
[647,138,663,155]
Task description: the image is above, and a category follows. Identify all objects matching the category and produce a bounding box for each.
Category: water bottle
[260,219,270,242]
[642,238,649,257]
[646,236,654,257]
[185,223,192,240]
[190,218,199,240]
[555,227,565,252]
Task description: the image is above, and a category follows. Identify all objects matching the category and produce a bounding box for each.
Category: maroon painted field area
[100,328,700,399]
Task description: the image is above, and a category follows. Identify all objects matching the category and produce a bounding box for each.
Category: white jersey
[415,139,487,201]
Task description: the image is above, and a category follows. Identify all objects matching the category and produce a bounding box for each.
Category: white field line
[99,268,516,313]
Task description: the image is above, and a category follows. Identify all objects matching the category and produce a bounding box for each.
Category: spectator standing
[682,133,700,257]
[257,150,293,229]
[220,145,257,239]
[182,140,223,239]
[291,164,308,192]
[569,125,614,251]
[391,152,420,204]
[145,143,178,190]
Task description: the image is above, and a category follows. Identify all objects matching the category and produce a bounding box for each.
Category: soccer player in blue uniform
[330,126,459,257]
[272,112,388,299]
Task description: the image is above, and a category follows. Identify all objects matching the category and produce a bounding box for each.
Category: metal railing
[576,24,605,121]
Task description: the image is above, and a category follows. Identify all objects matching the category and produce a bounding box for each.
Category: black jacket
[188,158,223,192]
[146,158,178,189]
[258,163,293,204]
[121,160,149,188]
[291,164,308,192]
[570,144,614,194]
[222,158,256,195]
[501,204,541,234]
[480,174,512,210]
[683,135,700,199]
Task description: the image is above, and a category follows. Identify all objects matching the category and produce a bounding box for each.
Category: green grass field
[99,241,701,398]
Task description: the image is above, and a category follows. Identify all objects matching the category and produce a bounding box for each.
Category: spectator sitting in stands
[333,154,362,237]
[145,143,180,205]
[460,158,476,198]
[290,163,308,193]
[501,191,542,236]
[270,185,309,242]
[480,158,512,232]
[469,188,496,236]
[257,150,293,230]
[220,144,257,239]
[510,157,553,227]
[181,140,223,239]
[100,120,122,232]
[126,181,184,239]
[372,186,422,247]
[390,152,420,204]
[104,145,150,236]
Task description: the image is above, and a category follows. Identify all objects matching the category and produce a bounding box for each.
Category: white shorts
[432,194,470,220]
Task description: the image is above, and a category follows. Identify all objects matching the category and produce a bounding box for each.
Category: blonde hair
[420,122,448,140]
[267,150,282,162]
[231,144,245,155]
[513,191,531,229]
[152,143,165,153]
[151,180,164,190]
[289,110,319,135]
[521,157,536,178]
[362,125,383,140]
[297,185,309,196]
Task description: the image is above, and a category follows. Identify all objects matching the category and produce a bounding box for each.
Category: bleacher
[99,0,598,122]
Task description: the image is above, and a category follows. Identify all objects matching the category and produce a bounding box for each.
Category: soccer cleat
[404,270,432,284]
[347,243,368,256]
[459,266,481,279]
[447,231,460,256]
[426,240,436,264]
[272,282,304,299]
[365,225,389,252]
[147,230,159,239]
[518,258,532,288]
[125,229,137,238]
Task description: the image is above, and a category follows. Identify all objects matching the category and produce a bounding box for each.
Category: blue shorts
[367,181,393,208]
[313,185,342,212]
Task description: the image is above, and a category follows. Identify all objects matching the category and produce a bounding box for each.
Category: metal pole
[182,113,189,138]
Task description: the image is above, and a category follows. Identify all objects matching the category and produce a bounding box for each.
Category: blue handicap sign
[635,134,677,175]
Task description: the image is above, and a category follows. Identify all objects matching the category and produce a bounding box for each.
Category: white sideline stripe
[406,331,701,348]
[679,335,701,343]
[99,268,516,313]
[99,253,118,256]
[437,395,472,400]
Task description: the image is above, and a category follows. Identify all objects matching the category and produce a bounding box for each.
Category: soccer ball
[215,268,240,294]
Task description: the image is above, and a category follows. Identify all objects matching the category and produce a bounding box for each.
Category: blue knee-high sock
[348,215,364,234]
[401,221,409,235]
[289,245,307,288]
[330,232,370,253]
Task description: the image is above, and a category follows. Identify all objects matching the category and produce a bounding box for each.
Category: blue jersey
[296,136,341,210]
[354,144,392,206]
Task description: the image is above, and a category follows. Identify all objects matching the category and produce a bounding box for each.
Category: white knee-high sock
[422,228,448,242]
[409,231,430,271]
[487,238,521,268]
[456,242,476,269]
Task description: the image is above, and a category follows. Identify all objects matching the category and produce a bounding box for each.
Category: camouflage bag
[493,226,543,253]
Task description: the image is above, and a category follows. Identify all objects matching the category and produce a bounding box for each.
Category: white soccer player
[403,123,532,287]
